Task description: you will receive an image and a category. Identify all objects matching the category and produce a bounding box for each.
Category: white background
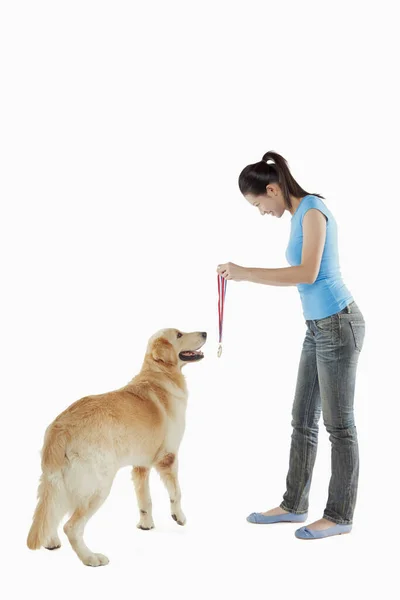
[1,1,398,598]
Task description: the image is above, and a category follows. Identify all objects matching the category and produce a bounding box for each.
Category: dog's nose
[201,332,207,339]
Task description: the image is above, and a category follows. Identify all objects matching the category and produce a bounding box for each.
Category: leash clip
[217,344,222,358]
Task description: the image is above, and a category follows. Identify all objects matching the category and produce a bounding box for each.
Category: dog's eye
[177,332,183,338]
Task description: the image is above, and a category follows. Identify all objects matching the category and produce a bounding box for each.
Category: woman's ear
[151,337,177,366]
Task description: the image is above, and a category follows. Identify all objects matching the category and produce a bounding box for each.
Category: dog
[27,328,206,566]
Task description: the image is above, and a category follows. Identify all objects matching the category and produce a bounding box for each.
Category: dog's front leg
[132,467,155,530]
[156,453,186,526]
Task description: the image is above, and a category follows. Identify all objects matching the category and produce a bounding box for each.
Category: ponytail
[238,151,324,209]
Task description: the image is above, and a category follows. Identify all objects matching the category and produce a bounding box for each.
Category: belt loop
[347,303,351,313]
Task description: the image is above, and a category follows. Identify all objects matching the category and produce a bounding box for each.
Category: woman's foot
[295,519,352,540]
[259,507,289,517]
[247,506,307,524]
[301,517,336,531]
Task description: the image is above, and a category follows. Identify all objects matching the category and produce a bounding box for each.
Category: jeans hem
[280,502,308,515]
[323,512,353,526]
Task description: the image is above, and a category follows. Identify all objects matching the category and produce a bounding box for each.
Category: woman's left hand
[217,262,248,281]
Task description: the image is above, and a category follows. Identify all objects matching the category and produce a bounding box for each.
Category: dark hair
[238,151,324,210]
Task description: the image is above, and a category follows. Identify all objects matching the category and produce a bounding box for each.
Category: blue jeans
[280,301,365,525]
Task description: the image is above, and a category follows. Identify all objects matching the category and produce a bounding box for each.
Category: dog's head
[146,329,207,369]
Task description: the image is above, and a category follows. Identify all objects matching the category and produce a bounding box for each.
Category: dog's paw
[83,553,109,567]
[137,516,155,530]
[45,536,61,550]
[137,523,155,531]
[172,511,186,526]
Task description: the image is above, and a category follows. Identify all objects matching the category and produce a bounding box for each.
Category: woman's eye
[177,332,183,338]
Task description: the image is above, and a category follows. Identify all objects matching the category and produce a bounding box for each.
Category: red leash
[217,274,227,357]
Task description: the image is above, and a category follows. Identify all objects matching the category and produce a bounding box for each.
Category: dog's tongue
[181,350,203,357]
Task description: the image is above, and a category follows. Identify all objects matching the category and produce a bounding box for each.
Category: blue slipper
[295,523,352,539]
[247,511,308,524]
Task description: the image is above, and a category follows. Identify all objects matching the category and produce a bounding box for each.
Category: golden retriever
[27,328,206,566]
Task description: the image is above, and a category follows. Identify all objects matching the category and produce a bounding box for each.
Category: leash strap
[217,274,227,357]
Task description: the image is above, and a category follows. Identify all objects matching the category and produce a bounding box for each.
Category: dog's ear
[151,337,177,366]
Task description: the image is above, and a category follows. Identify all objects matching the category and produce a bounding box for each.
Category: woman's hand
[217,262,248,281]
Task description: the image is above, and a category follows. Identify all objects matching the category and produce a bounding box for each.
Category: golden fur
[27,328,206,566]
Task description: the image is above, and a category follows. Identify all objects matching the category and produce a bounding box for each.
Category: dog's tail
[40,422,69,472]
[27,425,69,550]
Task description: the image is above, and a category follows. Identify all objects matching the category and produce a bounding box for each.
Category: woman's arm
[217,209,327,286]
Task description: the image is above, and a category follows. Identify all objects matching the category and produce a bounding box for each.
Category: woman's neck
[288,195,304,215]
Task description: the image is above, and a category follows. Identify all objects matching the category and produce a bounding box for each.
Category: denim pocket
[315,315,332,332]
[349,320,365,352]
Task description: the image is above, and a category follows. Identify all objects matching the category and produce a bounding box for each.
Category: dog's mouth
[179,348,205,362]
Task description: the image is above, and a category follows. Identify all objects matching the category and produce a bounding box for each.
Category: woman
[217,151,365,540]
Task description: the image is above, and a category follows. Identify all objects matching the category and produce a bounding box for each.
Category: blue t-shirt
[285,195,353,320]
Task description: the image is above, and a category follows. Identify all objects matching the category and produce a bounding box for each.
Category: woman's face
[244,185,286,218]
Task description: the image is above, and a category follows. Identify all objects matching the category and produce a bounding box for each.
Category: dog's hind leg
[63,488,111,567]
[132,467,154,530]
[156,454,186,526]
